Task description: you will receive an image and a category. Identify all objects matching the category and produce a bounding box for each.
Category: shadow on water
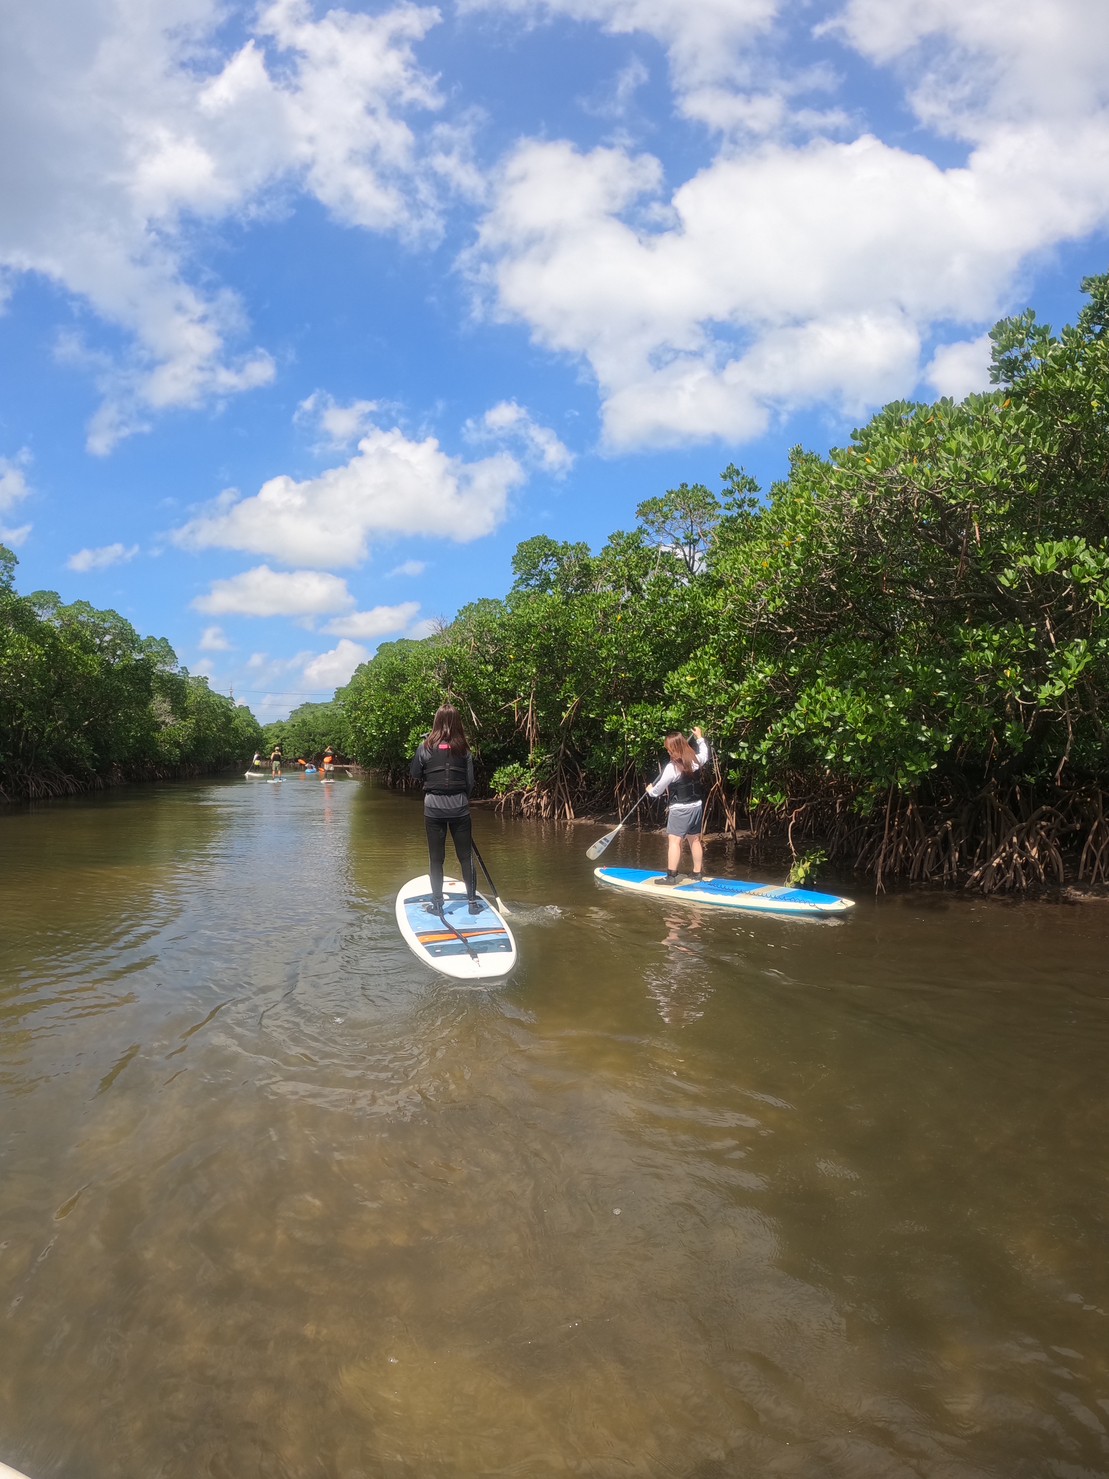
[1,778,1108,1478]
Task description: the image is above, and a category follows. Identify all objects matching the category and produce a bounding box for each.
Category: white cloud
[193,565,355,617]
[465,400,575,474]
[469,123,1109,448]
[0,455,34,546]
[174,425,525,567]
[67,542,141,572]
[388,558,427,577]
[295,391,382,449]
[406,617,439,639]
[827,0,1109,140]
[324,601,420,639]
[303,638,371,689]
[0,0,450,450]
[198,624,232,651]
[459,0,779,96]
[924,333,995,401]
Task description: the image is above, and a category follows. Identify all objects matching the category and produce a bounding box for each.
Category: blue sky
[2,0,1107,721]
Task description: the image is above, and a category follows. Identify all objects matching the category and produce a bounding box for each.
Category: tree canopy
[338,278,1109,892]
[0,556,262,801]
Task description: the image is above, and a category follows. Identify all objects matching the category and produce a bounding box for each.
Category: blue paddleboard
[595,866,854,918]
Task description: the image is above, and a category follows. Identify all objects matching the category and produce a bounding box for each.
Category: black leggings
[425,813,476,901]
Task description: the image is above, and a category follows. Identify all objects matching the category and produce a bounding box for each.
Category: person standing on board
[252,750,263,769]
[409,705,480,915]
[322,745,335,780]
[270,743,283,778]
[646,726,709,884]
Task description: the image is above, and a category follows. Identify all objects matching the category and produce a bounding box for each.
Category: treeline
[340,278,1109,892]
[260,703,344,765]
[0,548,262,802]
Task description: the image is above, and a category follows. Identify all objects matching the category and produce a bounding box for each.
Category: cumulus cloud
[295,391,382,450]
[827,0,1109,140]
[174,425,525,567]
[458,0,779,96]
[0,0,449,450]
[303,638,371,689]
[469,122,1109,448]
[0,456,33,546]
[324,601,420,639]
[193,565,355,617]
[924,333,995,401]
[465,400,575,474]
[388,558,427,577]
[198,624,232,651]
[67,542,141,572]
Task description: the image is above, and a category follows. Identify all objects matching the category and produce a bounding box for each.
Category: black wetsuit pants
[425,813,476,902]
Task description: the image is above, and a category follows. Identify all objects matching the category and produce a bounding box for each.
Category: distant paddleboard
[244,770,267,778]
[594,866,854,918]
[395,874,517,980]
[267,778,283,784]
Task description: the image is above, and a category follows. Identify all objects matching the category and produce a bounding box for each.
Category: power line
[222,689,340,698]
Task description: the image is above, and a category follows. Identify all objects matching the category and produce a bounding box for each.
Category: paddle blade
[586,825,620,860]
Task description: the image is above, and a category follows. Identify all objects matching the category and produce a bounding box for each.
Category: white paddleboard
[595,866,854,918]
[267,778,283,784]
[395,874,517,980]
[244,770,268,778]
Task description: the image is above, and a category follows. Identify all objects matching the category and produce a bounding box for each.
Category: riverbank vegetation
[338,278,1109,894]
[0,548,262,802]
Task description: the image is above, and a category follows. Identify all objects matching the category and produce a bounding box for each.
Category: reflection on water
[2,779,1109,1478]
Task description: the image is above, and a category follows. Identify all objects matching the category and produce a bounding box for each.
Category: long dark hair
[428,704,469,755]
[664,732,696,775]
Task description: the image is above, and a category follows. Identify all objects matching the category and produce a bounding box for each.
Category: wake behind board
[595,866,854,918]
[396,874,517,980]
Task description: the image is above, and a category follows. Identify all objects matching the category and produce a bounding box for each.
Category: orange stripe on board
[415,927,506,945]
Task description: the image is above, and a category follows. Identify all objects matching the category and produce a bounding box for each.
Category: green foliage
[788,848,828,888]
[264,700,349,763]
[325,277,1109,888]
[0,550,262,800]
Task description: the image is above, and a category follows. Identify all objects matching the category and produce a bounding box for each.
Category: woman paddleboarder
[646,726,709,884]
[409,705,480,915]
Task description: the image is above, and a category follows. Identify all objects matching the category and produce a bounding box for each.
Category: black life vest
[421,742,470,795]
[668,766,701,804]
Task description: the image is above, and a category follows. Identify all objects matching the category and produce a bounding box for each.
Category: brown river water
[1,776,1107,1479]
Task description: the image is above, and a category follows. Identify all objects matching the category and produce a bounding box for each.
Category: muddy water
[0,777,1107,1479]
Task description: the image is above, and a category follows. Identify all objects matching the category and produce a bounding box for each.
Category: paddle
[470,839,510,916]
[586,791,650,860]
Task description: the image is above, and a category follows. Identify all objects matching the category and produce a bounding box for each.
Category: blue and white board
[395,874,517,980]
[594,866,854,918]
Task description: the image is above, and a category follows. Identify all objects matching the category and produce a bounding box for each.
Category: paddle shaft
[434,901,480,961]
[470,838,509,915]
[586,789,651,859]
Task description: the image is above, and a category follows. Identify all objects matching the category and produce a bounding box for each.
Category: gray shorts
[667,800,703,838]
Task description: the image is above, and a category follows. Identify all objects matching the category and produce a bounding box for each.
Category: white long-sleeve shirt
[647,736,709,798]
